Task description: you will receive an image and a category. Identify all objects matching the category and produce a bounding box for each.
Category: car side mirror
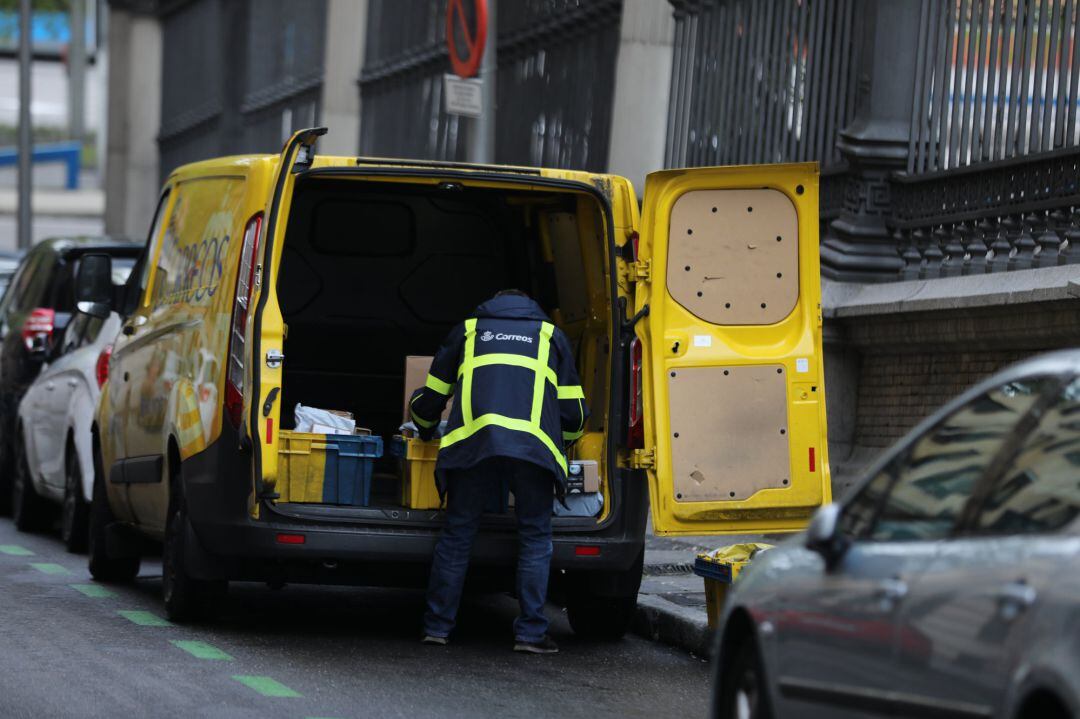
[805,503,849,568]
[75,254,113,319]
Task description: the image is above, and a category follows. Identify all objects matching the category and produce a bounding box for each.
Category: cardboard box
[403,355,453,424]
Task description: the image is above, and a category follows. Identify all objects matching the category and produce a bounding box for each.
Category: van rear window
[310,199,416,257]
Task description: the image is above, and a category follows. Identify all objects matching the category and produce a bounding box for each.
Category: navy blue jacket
[409,295,588,496]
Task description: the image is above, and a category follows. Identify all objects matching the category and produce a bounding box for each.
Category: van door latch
[265,349,284,368]
[629,448,656,470]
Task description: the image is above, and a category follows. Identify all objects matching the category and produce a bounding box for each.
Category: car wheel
[61,445,90,553]
[162,497,226,622]
[12,433,49,532]
[718,637,774,719]
[566,592,637,640]
[87,459,140,583]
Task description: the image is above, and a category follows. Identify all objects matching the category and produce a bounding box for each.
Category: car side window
[61,313,87,355]
[841,377,1055,542]
[971,377,1080,536]
[18,253,59,313]
[79,315,106,348]
[8,249,45,313]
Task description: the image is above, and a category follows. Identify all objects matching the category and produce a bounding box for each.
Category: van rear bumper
[180,427,648,593]
[188,514,644,585]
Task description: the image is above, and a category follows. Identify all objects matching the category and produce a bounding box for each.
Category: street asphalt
[0,517,711,719]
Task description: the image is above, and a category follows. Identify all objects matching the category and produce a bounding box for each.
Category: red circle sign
[446,0,488,79]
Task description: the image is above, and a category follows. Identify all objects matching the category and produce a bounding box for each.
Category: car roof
[31,236,140,259]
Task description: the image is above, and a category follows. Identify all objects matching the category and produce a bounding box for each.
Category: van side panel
[117,174,249,534]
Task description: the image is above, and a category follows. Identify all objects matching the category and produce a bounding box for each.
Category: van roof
[165,153,616,187]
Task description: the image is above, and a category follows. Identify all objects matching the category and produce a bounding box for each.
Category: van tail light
[629,230,640,260]
[627,336,644,449]
[96,344,113,388]
[22,307,55,350]
[225,212,263,427]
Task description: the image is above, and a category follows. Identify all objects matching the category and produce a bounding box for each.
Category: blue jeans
[423,458,554,643]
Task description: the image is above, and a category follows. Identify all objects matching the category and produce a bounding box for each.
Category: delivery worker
[409,289,587,654]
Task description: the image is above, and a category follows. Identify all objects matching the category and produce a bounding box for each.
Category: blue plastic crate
[323,434,383,506]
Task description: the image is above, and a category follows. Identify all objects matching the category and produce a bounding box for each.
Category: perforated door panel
[668,364,791,502]
[666,188,798,325]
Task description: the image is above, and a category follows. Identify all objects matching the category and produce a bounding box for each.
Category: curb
[632,593,713,658]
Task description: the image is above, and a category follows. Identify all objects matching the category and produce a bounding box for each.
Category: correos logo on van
[479,330,533,344]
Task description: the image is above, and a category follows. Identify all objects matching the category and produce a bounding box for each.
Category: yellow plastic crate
[276,430,383,506]
[693,543,773,628]
[390,435,442,510]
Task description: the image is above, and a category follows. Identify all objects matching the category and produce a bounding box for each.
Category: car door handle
[996,581,1036,618]
[66,379,78,388]
[876,577,908,602]
[44,382,55,391]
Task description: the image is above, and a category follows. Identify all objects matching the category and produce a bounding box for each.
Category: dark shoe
[421,634,449,646]
[513,635,559,654]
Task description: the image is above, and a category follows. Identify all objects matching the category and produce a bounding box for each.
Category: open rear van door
[248,127,327,496]
[633,162,830,536]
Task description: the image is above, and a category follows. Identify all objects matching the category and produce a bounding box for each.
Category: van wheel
[12,434,49,532]
[566,592,637,640]
[717,636,773,719]
[162,498,226,622]
[61,446,89,553]
[87,466,140,583]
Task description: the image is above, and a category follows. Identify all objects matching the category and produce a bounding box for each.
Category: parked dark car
[710,350,1080,719]
[0,251,23,299]
[0,238,139,515]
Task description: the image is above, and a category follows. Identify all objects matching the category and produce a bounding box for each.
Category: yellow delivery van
[76,128,830,632]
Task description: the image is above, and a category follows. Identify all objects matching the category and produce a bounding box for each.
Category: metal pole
[69,0,87,143]
[468,0,496,164]
[17,0,32,251]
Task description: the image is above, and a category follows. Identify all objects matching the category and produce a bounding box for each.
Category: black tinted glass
[80,315,106,347]
[866,378,1053,542]
[839,469,892,537]
[974,377,1080,535]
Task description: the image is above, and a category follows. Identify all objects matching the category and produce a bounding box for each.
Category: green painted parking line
[0,544,33,556]
[170,640,233,661]
[70,583,116,598]
[231,675,302,698]
[117,610,172,627]
[29,562,70,575]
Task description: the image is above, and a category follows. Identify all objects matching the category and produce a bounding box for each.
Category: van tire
[162,498,226,622]
[566,592,637,640]
[87,459,140,583]
[12,433,49,532]
[61,444,89,553]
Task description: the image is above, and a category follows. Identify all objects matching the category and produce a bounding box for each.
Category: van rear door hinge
[630,447,656,470]
[629,259,652,283]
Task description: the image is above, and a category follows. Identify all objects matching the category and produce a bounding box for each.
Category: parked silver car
[711,350,1080,719]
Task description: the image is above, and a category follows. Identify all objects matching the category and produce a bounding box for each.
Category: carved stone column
[819,0,922,282]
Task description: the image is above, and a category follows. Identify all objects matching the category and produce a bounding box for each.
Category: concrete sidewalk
[633,530,783,658]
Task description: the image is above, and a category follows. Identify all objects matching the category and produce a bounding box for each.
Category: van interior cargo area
[274,176,612,516]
